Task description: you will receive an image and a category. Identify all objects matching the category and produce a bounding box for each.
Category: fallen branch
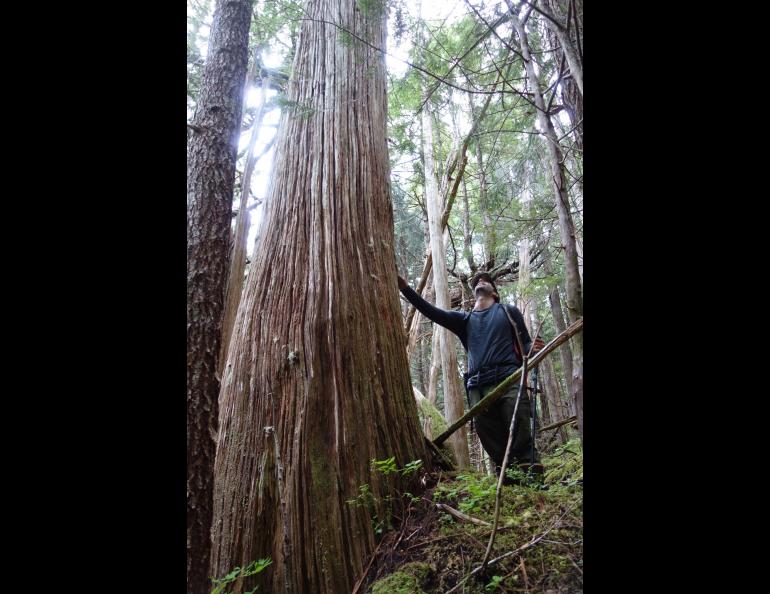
[433,317,583,446]
[405,524,517,551]
[424,436,455,471]
[539,415,577,432]
[436,503,491,527]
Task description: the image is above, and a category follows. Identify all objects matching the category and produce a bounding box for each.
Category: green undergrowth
[371,562,431,594]
[365,440,583,593]
[542,438,583,487]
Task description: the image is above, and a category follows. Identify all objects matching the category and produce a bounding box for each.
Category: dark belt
[464,364,516,388]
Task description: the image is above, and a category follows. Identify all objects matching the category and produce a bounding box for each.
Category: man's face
[474,276,496,298]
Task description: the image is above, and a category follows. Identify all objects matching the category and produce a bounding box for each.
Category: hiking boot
[504,463,546,487]
[518,462,544,475]
[496,463,544,486]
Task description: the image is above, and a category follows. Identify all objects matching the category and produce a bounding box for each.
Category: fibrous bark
[210,3,431,592]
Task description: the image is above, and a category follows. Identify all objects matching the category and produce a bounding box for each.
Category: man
[397,272,545,479]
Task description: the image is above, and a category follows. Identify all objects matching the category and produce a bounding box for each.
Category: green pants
[467,384,540,469]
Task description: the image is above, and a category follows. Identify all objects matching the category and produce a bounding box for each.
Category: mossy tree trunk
[210,2,431,592]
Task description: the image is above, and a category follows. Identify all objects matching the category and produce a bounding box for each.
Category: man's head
[470,272,499,302]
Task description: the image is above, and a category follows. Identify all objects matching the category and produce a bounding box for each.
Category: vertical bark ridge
[211,2,430,592]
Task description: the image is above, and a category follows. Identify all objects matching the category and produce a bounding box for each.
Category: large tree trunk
[422,103,471,469]
[186,2,253,593]
[511,9,583,444]
[210,3,431,593]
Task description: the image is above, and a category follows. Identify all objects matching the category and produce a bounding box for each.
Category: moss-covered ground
[361,439,583,593]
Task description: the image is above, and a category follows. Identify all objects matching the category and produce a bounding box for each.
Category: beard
[474,284,493,298]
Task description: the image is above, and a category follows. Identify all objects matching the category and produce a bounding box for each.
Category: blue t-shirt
[400,286,532,389]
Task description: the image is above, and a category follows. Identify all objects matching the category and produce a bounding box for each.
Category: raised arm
[398,276,467,337]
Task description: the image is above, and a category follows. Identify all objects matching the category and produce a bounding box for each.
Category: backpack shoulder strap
[500,303,523,362]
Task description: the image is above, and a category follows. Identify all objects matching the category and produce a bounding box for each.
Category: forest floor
[359,439,583,594]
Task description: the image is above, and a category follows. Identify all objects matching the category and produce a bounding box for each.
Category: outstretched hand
[397,275,408,290]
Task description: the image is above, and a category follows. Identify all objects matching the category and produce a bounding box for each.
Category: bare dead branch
[538,415,577,432]
[436,503,492,527]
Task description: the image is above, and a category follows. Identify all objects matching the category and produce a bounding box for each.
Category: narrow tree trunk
[540,356,568,444]
[562,77,583,151]
[543,254,574,404]
[511,10,583,444]
[428,320,441,406]
[422,103,470,469]
[210,3,431,592]
[415,326,427,396]
[516,184,532,322]
[575,230,584,282]
[540,0,582,151]
[405,211,433,358]
[461,170,475,273]
[527,296,548,429]
[403,87,496,333]
[420,329,430,396]
[469,427,485,472]
[218,71,269,376]
[475,131,495,269]
[528,294,568,445]
[186,2,253,593]
[535,377,549,428]
[542,0,583,96]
